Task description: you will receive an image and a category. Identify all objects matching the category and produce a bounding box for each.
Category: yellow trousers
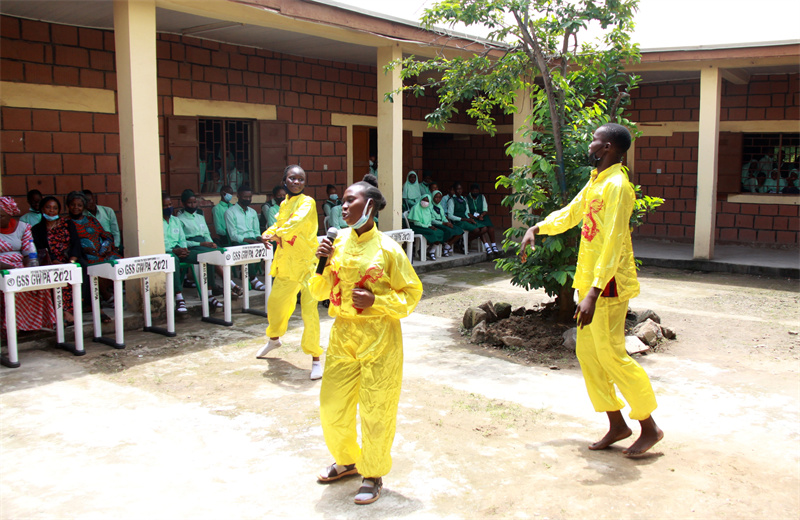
[576,294,657,421]
[265,276,322,357]
[319,316,403,478]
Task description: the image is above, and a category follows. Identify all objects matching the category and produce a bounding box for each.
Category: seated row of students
[407,180,499,260]
[1,191,122,333]
[164,185,270,314]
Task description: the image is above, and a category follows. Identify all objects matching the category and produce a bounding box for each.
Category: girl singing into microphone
[310,174,423,505]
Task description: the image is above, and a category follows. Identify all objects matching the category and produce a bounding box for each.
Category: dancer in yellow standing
[310,175,422,505]
[520,123,663,456]
[256,164,323,380]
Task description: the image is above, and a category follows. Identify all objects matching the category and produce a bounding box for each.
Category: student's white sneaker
[310,361,323,380]
[256,338,282,359]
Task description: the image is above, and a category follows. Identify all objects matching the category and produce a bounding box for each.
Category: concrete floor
[1,263,799,519]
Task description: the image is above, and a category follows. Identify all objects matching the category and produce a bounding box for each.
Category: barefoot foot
[623,427,664,456]
[589,425,632,450]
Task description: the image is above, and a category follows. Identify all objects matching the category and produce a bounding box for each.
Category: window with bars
[167,117,286,197]
[198,119,253,193]
[741,133,800,194]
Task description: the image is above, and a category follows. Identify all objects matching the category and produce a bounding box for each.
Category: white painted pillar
[693,66,722,260]
[376,45,403,231]
[114,0,165,307]
[512,89,534,229]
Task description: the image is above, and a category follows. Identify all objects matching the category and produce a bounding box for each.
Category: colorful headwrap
[0,196,21,216]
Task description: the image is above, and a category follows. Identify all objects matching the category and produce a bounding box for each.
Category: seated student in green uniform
[402,171,423,211]
[163,193,224,313]
[177,189,244,300]
[430,190,462,257]
[407,194,444,261]
[467,183,499,256]
[261,185,286,231]
[223,184,266,290]
[447,182,495,257]
[328,203,348,230]
[420,172,435,197]
[321,184,341,222]
[212,185,235,246]
[83,189,121,253]
[19,189,43,227]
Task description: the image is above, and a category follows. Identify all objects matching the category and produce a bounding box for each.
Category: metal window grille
[198,118,252,193]
[741,133,800,194]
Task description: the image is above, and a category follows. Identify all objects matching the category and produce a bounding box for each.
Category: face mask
[240,200,251,208]
[420,201,430,208]
[349,200,373,229]
[330,194,338,201]
[163,207,173,219]
[222,193,233,203]
[185,207,197,214]
[43,213,60,222]
[284,183,303,198]
[369,160,374,167]
[588,152,601,168]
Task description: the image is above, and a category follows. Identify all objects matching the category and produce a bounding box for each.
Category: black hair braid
[356,174,387,211]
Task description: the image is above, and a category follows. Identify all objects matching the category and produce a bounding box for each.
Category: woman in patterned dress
[31,196,84,325]
[0,197,56,332]
[65,191,120,320]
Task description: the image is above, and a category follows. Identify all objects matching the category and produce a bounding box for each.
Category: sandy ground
[1,264,798,519]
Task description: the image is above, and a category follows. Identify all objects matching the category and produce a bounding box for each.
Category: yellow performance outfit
[537,163,657,421]
[263,193,322,357]
[309,226,422,478]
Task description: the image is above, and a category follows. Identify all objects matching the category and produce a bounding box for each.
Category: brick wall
[1,17,121,218]
[1,15,512,235]
[626,74,799,123]
[422,133,513,230]
[627,74,799,246]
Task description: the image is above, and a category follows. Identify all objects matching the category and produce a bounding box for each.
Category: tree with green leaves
[389,0,662,321]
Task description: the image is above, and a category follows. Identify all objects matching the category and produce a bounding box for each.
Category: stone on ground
[511,306,526,316]
[463,307,488,329]
[625,335,650,355]
[501,335,526,348]
[478,301,499,323]
[633,318,662,347]
[470,321,488,344]
[634,308,661,326]
[494,302,512,320]
[562,327,577,349]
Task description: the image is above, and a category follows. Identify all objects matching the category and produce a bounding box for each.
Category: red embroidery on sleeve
[581,199,604,242]
[329,270,342,307]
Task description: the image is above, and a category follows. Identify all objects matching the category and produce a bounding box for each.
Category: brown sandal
[317,463,358,483]
[354,477,382,505]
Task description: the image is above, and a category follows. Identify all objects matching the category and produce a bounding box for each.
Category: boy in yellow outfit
[310,175,422,505]
[520,123,663,456]
[256,165,323,380]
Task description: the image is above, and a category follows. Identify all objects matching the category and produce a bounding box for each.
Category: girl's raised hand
[316,238,334,258]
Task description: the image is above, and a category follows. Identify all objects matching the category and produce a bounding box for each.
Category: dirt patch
[476,309,579,368]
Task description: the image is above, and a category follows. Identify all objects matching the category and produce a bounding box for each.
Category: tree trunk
[555,284,576,323]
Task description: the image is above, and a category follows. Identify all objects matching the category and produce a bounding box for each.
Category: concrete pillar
[113,0,165,305]
[693,66,722,260]
[376,45,403,231]
[512,89,534,230]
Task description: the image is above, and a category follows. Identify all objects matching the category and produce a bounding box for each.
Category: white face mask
[349,199,373,229]
[420,201,430,208]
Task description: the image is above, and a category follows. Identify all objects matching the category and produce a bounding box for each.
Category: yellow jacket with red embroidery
[537,163,640,301]
[263,193,318,281]
[308,226,423,319]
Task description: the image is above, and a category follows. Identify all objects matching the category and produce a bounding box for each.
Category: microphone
[316,227,338,274]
